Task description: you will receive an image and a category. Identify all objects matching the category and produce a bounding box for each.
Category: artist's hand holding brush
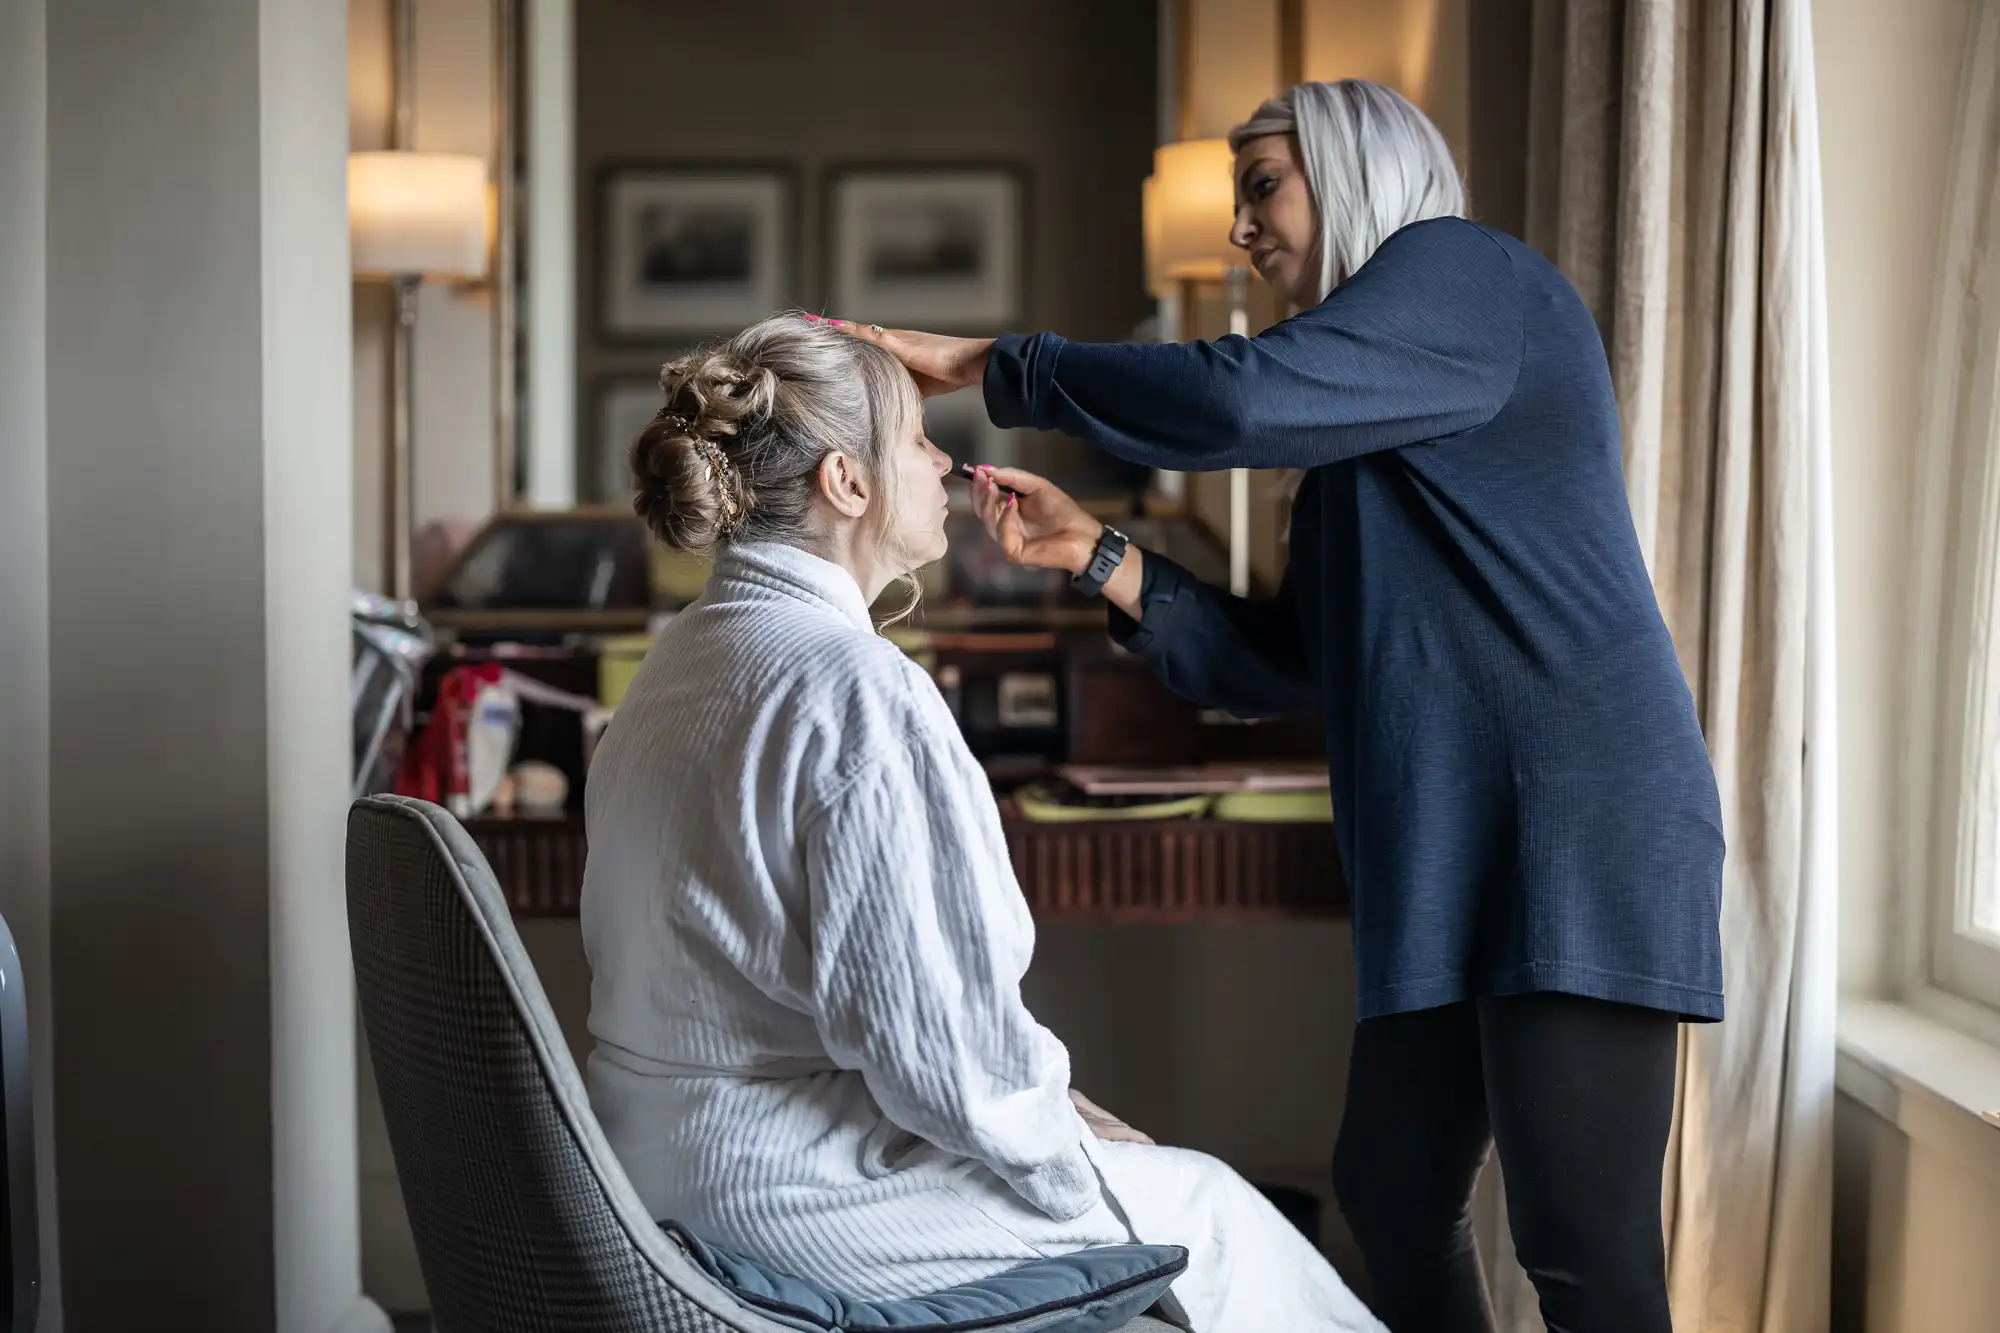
[961,463,1145,617]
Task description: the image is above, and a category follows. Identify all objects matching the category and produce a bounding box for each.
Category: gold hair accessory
[654,406,743,535]
[691,437,744,535]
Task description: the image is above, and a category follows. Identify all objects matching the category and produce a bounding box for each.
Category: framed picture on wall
[599,165,796,339]
[827,165,1026,328]
[593,375,668,504]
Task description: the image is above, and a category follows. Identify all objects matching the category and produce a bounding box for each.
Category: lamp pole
[385,0,417,604]
[492,0,519,512]
[388,276,418,604]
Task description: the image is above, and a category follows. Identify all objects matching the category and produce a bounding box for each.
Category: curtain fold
[1485,2,1838,1329]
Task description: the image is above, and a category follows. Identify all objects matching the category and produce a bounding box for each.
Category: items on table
[396,663,600,818]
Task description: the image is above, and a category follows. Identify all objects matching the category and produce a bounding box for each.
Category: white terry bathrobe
[582,541,1383,1333]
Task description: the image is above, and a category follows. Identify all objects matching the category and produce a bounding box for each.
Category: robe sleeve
[802,735,1099,1222]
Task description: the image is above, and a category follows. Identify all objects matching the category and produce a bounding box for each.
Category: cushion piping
[666,1225,1189,1333]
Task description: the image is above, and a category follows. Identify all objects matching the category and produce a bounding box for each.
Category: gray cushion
[668,1225,1185,1332]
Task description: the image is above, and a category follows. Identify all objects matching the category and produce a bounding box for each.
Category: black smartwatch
[1070,523,1130,598]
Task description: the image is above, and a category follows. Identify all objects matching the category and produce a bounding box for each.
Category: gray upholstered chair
[347,795,1185,1333]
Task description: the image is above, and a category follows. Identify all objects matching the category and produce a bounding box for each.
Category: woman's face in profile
[1230,133,1320,308]
[884,405,953,571]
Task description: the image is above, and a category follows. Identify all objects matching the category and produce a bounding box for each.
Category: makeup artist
[842,79,1722,1333]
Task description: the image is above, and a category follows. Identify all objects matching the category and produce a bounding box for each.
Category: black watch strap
[1070,524,1130,598]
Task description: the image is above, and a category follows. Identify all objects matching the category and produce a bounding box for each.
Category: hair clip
[692,438,744,534]
[692,438,730,474]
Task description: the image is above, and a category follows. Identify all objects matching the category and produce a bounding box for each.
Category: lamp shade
[348,151,489,280]
[1144,138,1239,296]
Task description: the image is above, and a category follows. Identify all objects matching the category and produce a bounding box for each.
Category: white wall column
[0,0,63,1327]
[43,0,381,1327]
[525,0,577,507]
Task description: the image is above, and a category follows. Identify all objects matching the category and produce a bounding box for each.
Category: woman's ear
[816,450,871,520]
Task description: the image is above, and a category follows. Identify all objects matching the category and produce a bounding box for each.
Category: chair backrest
[346,795,784,1333]
[0,910,37,1333]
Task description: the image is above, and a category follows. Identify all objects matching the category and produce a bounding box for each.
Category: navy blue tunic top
[985,217,1724,1021]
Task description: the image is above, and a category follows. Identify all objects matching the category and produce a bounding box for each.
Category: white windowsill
[1836,998,2000,1184]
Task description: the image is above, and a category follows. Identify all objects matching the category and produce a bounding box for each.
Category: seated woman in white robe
[581,315,1384,1333]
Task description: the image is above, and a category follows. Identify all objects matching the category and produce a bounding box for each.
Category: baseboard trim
[326,1294,394,1333]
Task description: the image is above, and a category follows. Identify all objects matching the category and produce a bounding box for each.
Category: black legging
[1332,992,1679,1333]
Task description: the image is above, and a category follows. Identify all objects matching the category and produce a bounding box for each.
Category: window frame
[1904,0,2000,1024]
[1922,337,2000,1014]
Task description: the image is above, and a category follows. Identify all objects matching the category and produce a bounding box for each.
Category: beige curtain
[1477,1,1839,1330]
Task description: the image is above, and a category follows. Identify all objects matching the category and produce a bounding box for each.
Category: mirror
[542,0,1163,511]
[356,0,1195,605]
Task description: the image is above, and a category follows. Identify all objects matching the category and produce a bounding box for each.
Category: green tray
[1212,788,1334,823]
[1012,782,1213,823]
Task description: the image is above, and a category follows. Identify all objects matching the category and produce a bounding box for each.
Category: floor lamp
[347,0,490,605]
[1144,138,1255,596]
[349,152,490,603]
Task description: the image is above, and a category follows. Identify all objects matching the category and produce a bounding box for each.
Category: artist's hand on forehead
[807,314,995,400]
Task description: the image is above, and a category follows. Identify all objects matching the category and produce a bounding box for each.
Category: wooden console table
[464,804,1348,923]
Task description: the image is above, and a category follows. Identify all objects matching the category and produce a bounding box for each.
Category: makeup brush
[948,463,1021,499]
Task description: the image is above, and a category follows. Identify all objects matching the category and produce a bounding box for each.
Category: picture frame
[592,374,668,505]
[826,164,1027,328]
[598,164,797,339]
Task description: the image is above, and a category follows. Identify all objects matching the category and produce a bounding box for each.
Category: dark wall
[574,0,1159,497]
[1466,0,1533,241]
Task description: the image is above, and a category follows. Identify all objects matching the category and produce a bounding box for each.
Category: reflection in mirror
[552,0,1160,525]
[380,0,1171,617]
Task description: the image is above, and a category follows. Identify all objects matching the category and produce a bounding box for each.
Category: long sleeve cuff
[984,332,1068,431]
[1008,1138,1102,1223]
[1107,549,1193,656]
